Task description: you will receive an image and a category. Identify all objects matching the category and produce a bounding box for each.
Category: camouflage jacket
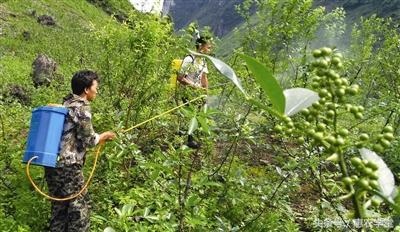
[57,94,99,167]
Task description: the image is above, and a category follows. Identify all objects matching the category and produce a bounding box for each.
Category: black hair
[195,36,211,50]
[71,70,99,95]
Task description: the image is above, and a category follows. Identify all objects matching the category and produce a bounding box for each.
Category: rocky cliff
[163,0,400,37]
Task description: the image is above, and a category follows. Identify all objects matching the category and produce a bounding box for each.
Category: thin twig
[239,173,292,231]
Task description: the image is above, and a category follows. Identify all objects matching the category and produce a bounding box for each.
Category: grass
[0,0,123,89]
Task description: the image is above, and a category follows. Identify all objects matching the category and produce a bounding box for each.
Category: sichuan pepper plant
[196,45,398,229]
[273,47,398,225]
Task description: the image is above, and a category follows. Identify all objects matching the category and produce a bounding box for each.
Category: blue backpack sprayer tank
[22,106,68,167]
[22,105,105,201]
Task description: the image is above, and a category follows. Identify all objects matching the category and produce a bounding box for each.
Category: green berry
[311,82,320,88]
[366,161,378,171]
[371,198,381,207]
[307,129,316,135]
[351,157,362,166]
[369,180,379,190]
[321,47,333,56]
[312,102,322,110]
[313,132,324,141]
[350,106,358,114]
[318,89,329,98]
[326,135,336,144]
[346,87,357,95]
[274,125,283,132]
[327,110,335,118]
[359,178,371,190]
[360,133,369,141]
[317,123,327,131]
[335,137,345,146]
[338,128,349,137]
[379,139,391,148]
[354,112,363,119]
[334,79,343,86]
[301,109,310,115]
[342,177,353,186]
[369,172,379,180]
[283,116,291,123]
[372,144,384,153]
[351,84,360,91]
[341,78,349,86]
[364,167,374,176]
[383,126,394,133]
[319,60,328,69]
[312,49,322,58]
[328,70,340,80]
[327,153,339,162]
[332,57,341,65]
[383,133,394,141]
[287,121,294,128]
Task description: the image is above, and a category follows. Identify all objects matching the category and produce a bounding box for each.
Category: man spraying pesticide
[24,70,116,231]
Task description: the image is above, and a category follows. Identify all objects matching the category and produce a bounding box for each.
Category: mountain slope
[164,0,245,37]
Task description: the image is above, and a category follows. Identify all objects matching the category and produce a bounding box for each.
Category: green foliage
[1,0,399,231]
[239,54,285,114]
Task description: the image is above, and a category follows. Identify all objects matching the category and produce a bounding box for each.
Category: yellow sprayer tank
[169,59,183,89]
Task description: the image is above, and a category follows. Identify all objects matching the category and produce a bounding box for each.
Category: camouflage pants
[45,164,90,232]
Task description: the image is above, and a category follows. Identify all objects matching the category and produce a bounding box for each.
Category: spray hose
[26,95,207,201]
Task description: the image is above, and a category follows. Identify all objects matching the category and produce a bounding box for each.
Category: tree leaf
[189,50,246,95]
[239,54,285,114]
[186,195,200,207]
[283,88,320,116]
[114,208,122,217]
[121,204,134,216]
[143,207,150,217]
[144,215,159,221]
[246,97,282,118]
[197,116,210,134]
[188,116,198,135]
[360,148,396,199]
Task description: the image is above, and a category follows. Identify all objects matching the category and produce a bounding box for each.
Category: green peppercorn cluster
[272,47,396,213]
[372,126,395,153]
[273,47,394,157]
[293,48,354,149]
[348,157,379,190]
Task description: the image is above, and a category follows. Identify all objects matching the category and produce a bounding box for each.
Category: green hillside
[1,0,119,87]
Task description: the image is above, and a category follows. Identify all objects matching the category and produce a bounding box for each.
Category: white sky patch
[129,0,164,13]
